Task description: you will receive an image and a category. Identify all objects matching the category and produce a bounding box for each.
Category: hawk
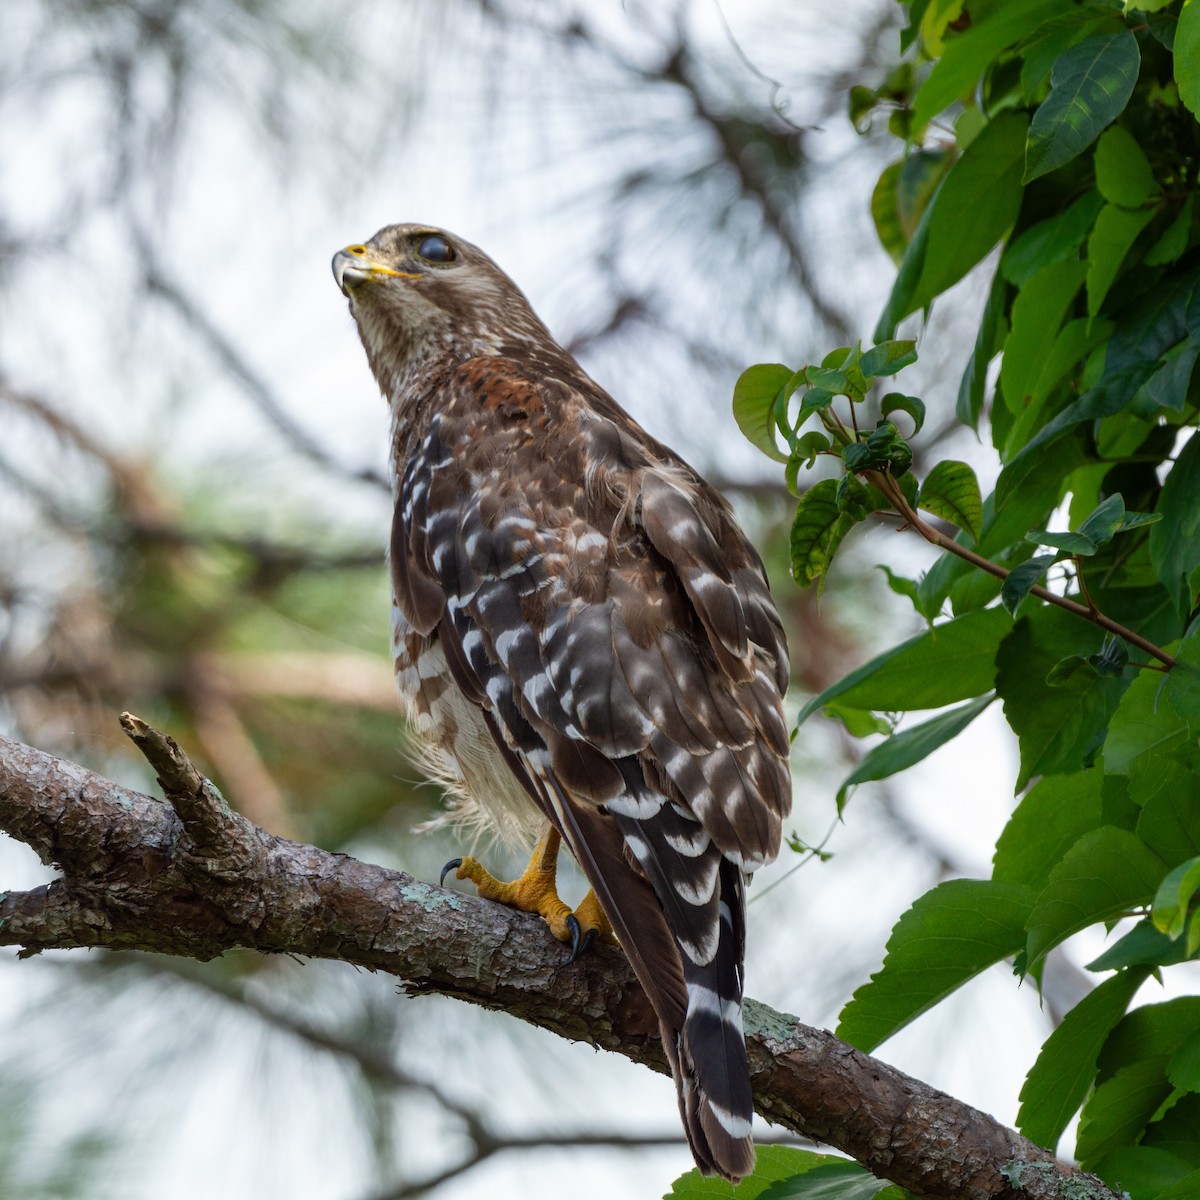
[333,224,791,1182]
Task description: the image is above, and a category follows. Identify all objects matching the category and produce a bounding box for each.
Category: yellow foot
[439,827,617,959]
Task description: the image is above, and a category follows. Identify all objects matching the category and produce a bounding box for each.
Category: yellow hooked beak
[331,244,421,295]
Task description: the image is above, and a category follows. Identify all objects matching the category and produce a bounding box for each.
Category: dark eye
[417,235,455,264]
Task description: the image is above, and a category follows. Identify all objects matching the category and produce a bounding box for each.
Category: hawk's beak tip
[332,249,357,296]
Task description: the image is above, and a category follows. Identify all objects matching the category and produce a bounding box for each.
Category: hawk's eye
[416,235,455,264]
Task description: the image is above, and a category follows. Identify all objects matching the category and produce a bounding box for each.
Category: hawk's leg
[440,827,616,958]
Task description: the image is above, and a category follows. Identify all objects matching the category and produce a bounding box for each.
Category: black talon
[566,914,596,963]
[439,858,463,887]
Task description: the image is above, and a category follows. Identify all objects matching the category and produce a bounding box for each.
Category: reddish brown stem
[867,472,1178,670]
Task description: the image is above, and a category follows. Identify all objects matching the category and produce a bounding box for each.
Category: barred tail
[673,862,754,1181]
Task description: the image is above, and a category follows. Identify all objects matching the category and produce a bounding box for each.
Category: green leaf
[790,480,858,590]
[1024,827,1167,967]
[1137,336,1200,414]
[879,392,925,435]
[1151,432,1200,622]
[957,268,1008,429]
[1165,630,1200,721]
[1105,665,1193,780]
[860,340,918,378]
[1150,1170,1200,1200]
[871,153,957,265]
[824,702,892,738]
[1177,0,1200,119]
[876,565,930,620]
[1089,1148,1200,1200]
[876,112,1029,337]
[1094,124,1158,208]
[1087,919,1198,972]
[1001,190,1104,287]
[666,1146,841,1198]
[1100,998,1200,1081]
[835,694,994,809]
[1139,1090,1200,1163]
[911,0,1066,130]
[733,363,794,463]
[1000,260,1087,413]
[1024,30,1141,183]
[1018,967,1150,1149]
[1137,763,1200,867]
[837,879,1035,1053]
[758,1162,901,1200]
[1077,1058,1175,1168]
[994,771,1104,888]
[1028,494,1162,558]
[917,461,983,544]
[1146,196,1196,267]
[1087,202,1156,317]
[995,378,1131,512]
[1076,492,1159,544]
[1153,857,1200,940]
[1167,1029,1200,1093]
[796,605,1012,723]
[1000,555,1057,615]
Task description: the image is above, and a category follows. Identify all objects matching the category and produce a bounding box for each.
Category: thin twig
[866,471,1177,669]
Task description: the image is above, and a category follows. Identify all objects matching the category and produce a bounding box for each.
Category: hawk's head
[333,223,554,395]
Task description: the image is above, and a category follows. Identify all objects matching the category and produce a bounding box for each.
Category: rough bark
[0,721,1119,1200]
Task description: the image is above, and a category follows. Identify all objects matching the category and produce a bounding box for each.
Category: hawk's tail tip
[693,1095,756,1182]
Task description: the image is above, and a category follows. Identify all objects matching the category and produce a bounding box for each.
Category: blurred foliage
[732,1,1200,1196]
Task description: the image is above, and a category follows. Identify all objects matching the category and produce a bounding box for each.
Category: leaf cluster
[725,2,1200,1196]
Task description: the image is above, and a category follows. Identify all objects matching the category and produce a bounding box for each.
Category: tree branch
[0,722,1119,1200]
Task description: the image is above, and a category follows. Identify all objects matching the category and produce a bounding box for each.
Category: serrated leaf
[1077,1058,1175,1168]
[998,608,1131,790]
[1105,666,1193,779]
[1177,0,1200,119]
[796,605,1011,723]
[835,693,994,809]
[1025,827,1167,967]
[1000,555,1057,615]
[790,480,858,591]
[1165,630,1200,721]
[1024,31,1141,183]
[917,460,983,544]
[994,772,1104,888]
[837,880,1035,1052]
[860,340,918,378]
[1018,967,1150,1149]
[1095,125,1158,208]
[1152,857,1200,940]
[734,363,795,463]
[1087,202,1156,317]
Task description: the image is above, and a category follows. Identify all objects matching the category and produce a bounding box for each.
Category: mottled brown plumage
[333,224,791,1181]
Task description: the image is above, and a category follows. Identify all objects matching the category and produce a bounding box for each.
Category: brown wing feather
[392,355,788,1181]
